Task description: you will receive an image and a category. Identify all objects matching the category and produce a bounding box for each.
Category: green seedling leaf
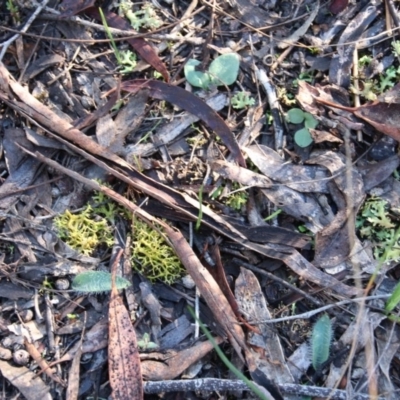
[311,314,332,370]
[304,113,318,129]
[231,92,255,109]
[294,128,313,147]
[184,59,212,89]
[286,108,305,124]
[72,271,130,293]
[386,281,400,312]
[208,53,240,86]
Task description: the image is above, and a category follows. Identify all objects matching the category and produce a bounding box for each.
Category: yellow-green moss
[54,184,184,284]
[54,205,114,255]
[131,219,184,284]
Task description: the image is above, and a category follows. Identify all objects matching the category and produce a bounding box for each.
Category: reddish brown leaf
[109,251,143,400]
[59,0,95,17]
[353,103,400,141]
[314,96,400,142]
[85,9,170,82]
[121,80,246,167]
[329,0,349,14]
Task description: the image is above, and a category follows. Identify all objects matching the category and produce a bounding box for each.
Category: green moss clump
[54,205,114,256]
[131,219,184,284]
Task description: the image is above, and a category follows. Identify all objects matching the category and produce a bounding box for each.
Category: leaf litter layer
[0,0,400,399]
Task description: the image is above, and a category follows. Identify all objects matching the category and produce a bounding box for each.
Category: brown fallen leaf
[121,80,246,167]
[108,250,143,400]
[0,360,52,400]
[141,338,223,381]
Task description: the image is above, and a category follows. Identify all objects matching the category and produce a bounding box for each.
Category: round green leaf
[184,59,212,89]
[304,113,318,129]
[286,108,305,124]
[208,53,240,86]
[294,128,313,147]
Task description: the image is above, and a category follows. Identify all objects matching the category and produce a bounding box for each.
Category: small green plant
[379,66,400,92]
[286,108,318,148]
[225,186,248,210]
[311,314,332,370]
[231,92,255,109]
[350,80,378,101]
[357,197,400,263]
[292,71,314,88]
[131,219,184,284]
[6,0,20,23]
[118,1,162,30]
[99,7,137,74]
[392,40,400,59]
[184,53,240,90]
[277,87,297,106]
[351,66,400,100]
[358,54,373,67]
[137,333,158,350]
[72,271,131,293]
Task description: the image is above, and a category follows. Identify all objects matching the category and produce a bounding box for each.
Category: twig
[0,0,51,61]
[258,294,389,324]
[142,379,385,399]
[255,67,285,155]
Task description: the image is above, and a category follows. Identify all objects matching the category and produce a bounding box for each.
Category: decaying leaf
[0,360,52,400]
[141,338,223,381]
[108,250,143,400]
[235,268,294,385]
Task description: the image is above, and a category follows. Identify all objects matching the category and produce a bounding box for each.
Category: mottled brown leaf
[122,80,246,167]
[109,251,143,400]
